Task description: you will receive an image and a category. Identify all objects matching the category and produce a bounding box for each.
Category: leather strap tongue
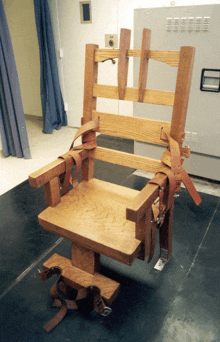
[69,118,99,151]
[181,168,202,206]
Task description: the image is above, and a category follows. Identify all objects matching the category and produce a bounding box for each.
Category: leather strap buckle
[38,267,62,281]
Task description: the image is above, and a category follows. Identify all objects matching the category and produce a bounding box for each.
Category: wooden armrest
[126,173,167,222]
[29,150,88,188]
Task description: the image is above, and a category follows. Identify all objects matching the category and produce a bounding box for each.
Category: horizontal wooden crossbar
[92,111,170,146]
[91,146,162,173]
[93,84,175,106]
[95,49,180,67]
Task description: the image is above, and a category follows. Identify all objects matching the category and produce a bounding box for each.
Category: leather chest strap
[69,119,99,151]
[161,129,201,206]
[181,168,202,206]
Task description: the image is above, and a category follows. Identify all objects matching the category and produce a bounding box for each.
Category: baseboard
[24,114,43,121]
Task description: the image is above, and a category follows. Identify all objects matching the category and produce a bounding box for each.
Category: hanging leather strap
[159,167,177,209]
[58,119,99,195]
[39,266,110,332]
[160,129,202,206]
[145,129,201,262]
[39,267,69,332]
[59,152,82,195]
[181,168,202,206]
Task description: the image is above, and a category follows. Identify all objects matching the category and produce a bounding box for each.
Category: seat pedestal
[43,252,120,305]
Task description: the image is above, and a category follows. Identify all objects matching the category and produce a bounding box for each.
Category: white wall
[48,0,220,128]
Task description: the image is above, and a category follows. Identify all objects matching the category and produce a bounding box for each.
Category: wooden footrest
[43,253,120,305]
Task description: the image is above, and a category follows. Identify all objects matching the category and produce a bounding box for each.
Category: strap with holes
[160,129,202,206]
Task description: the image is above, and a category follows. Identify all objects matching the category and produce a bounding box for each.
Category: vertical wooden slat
[138,28,151,102]
[118,28,131,100]
[71,242,100,275]
[81,44,98,181]
[170,46,195,143]
[44,177,61,207]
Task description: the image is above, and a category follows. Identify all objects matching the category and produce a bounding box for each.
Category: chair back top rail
[95,49,180,67]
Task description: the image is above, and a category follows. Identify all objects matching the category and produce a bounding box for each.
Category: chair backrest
[28,28,195,210]
[80,28,195,182]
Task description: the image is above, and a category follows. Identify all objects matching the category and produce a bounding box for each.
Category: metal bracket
[154,248,169,271]
[101,306,112,317]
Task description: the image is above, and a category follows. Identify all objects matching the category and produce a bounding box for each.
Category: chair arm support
[126,173,167,222]
[29,150,88,188]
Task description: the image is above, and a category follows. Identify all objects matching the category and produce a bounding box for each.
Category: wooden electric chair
[29,28,201,332]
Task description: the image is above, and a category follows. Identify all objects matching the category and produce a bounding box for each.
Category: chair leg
[154,201,174,271]
[159,201,174,260]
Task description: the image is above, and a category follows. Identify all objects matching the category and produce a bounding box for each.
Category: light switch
[59,48,64,59]
[105,34,118,48]
[200,69,220,92]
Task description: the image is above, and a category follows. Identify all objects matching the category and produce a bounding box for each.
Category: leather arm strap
[59,151,82,195]
[58,119,99,195]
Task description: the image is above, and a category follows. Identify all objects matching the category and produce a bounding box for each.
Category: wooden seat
[29,28,201,331]
[39,179,142,265]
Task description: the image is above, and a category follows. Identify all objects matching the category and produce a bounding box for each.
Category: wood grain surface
[95,49,180,67]
[91,147,163,174]
[92,111,171,145]
[93,84,175,106]
[138,28,151,102]
[39,179,142,265]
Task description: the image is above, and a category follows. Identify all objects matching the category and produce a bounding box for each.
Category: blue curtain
[0,1,31,158]
[34,0,67,134]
